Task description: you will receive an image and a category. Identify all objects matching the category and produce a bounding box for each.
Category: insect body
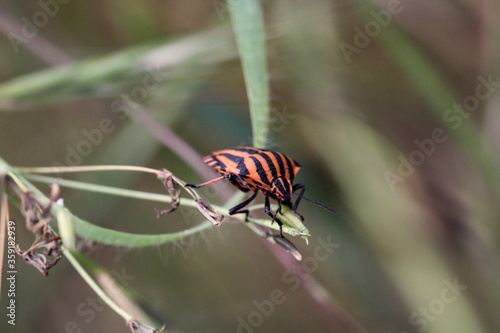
[187,147,333,237]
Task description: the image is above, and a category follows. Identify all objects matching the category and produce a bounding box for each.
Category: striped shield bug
[186,147,335,237]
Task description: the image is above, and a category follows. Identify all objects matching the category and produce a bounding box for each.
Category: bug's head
[271,177,293,204]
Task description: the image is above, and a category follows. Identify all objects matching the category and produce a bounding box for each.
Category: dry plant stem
[14,165,161,176]
[0,182,9,294]
[15,165,224,227]
[14,165,184,199]
[25,174,223,213]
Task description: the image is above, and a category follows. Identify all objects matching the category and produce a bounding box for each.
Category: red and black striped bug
[186,147,335,237]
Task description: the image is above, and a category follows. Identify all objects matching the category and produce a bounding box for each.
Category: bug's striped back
[203,147,256,175]
[204,147,301,196]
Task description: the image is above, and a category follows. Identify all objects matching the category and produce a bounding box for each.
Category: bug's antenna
[302,196,336,214]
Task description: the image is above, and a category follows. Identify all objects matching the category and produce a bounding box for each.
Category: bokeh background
[1,1,500,332]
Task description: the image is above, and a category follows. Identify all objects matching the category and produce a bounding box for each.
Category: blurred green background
[1,0,500,332]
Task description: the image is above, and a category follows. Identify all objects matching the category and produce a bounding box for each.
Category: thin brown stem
[14,165,160,175]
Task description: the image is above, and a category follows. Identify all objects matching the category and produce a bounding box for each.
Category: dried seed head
[8,179,63,274]
[195,199,224,226]
[21,191,41,231]
[15,224,63,276]
[156,169,181,217]
[15,234,63,276]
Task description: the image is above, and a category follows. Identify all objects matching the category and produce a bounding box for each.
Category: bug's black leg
[264,196,284,237]
[291,183,305,221]
[228,191,258,221]
[185,174,230,188]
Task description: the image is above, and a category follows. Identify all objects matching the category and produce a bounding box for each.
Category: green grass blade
[228,0,270,148]
[0,26,233,102]
[0,44,151,101]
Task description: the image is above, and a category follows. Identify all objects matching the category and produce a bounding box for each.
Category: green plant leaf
[228,0,270,148]
[73,216,213,247]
